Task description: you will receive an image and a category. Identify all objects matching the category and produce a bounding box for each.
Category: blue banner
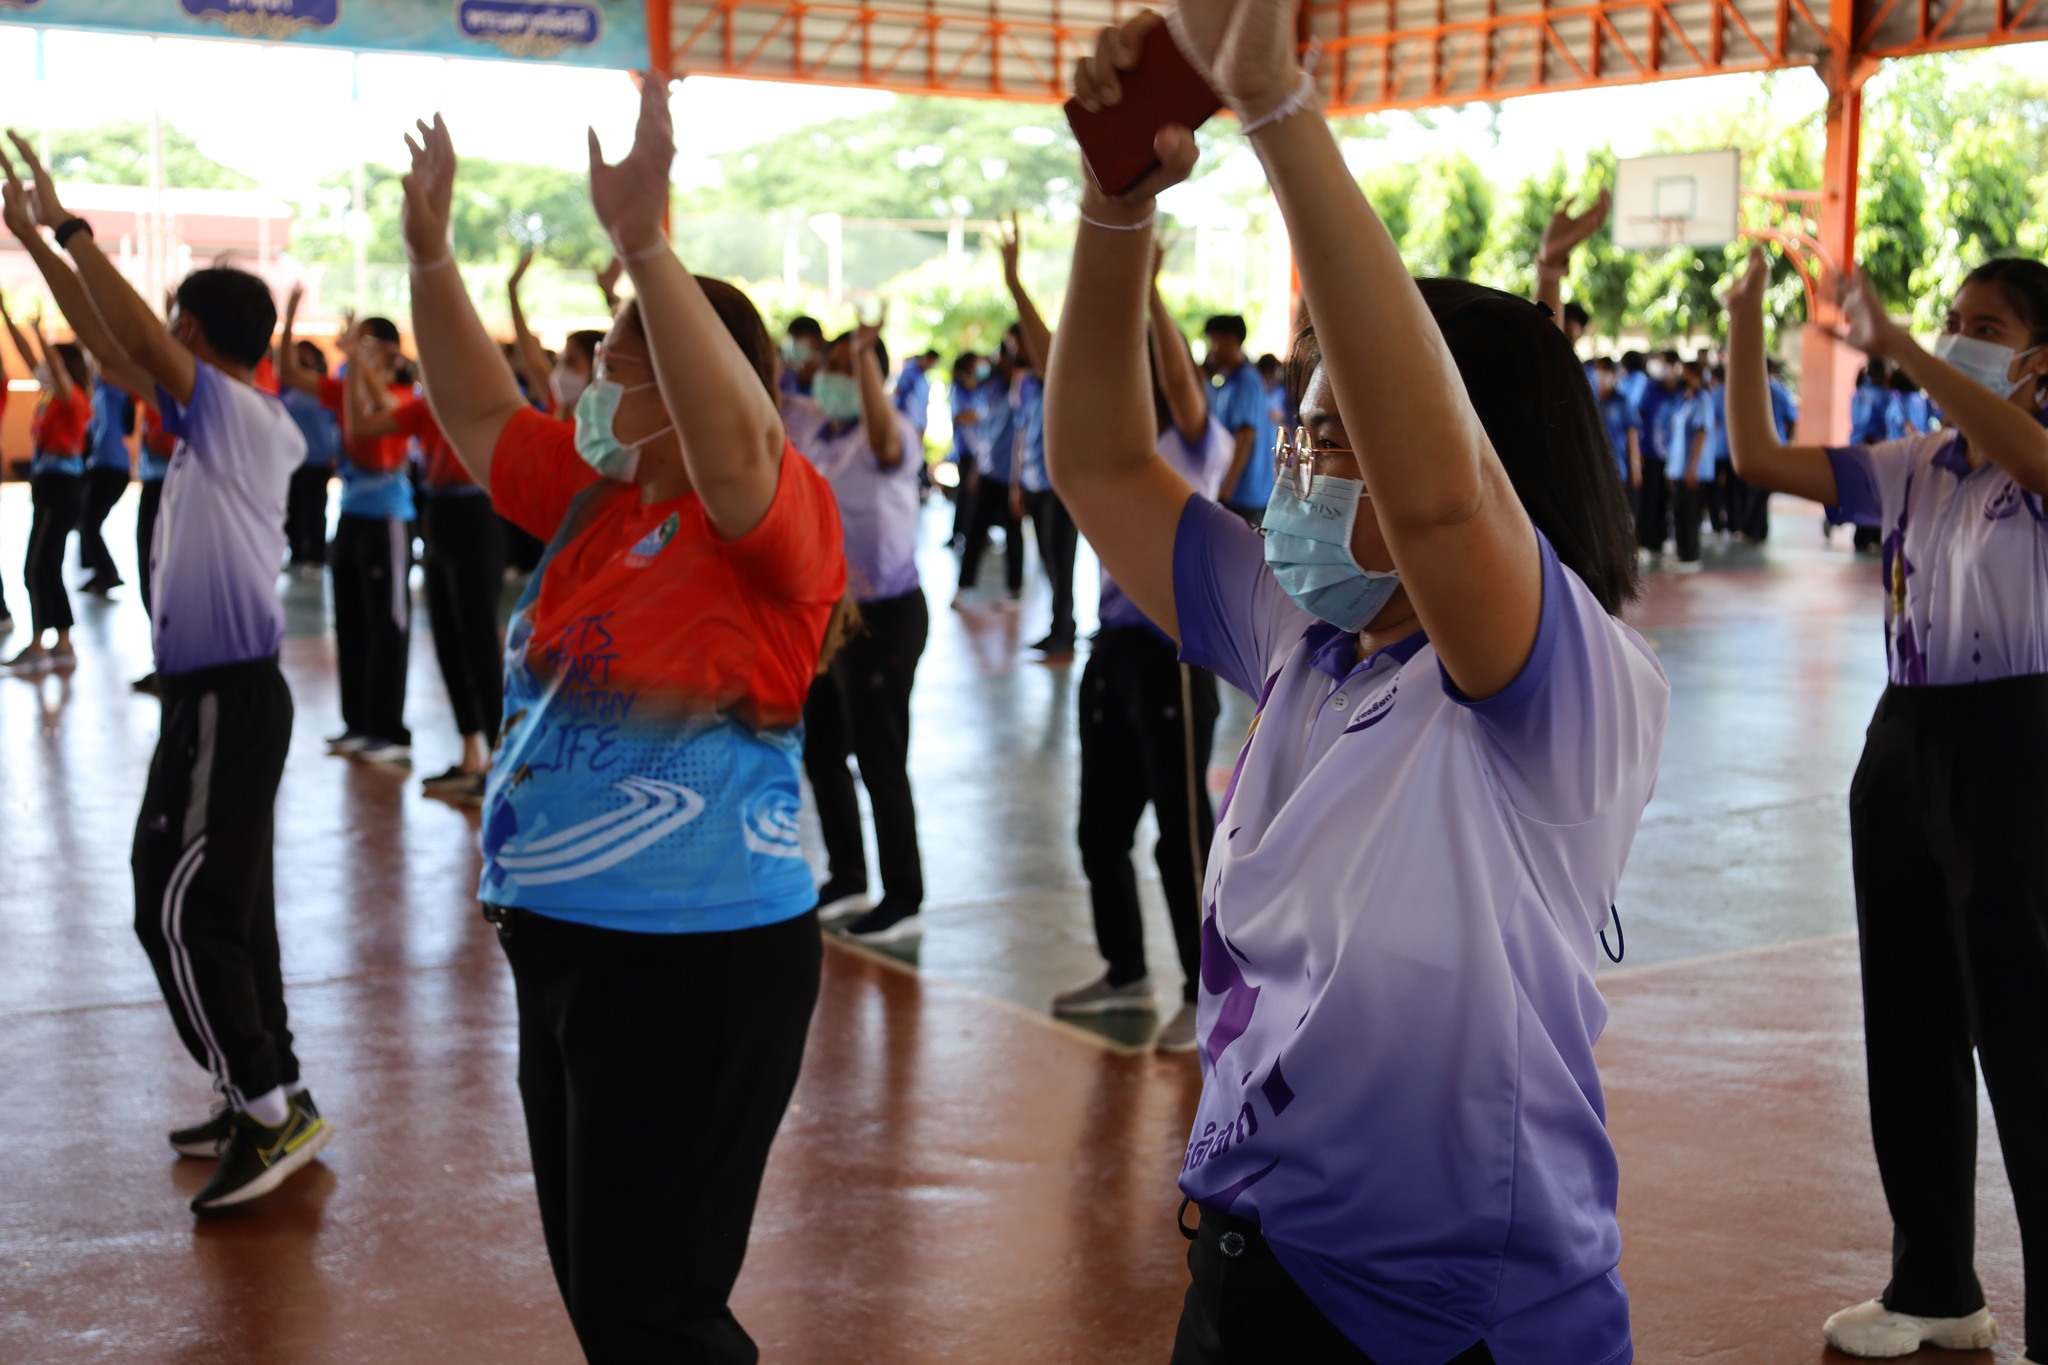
[0,0,648,69]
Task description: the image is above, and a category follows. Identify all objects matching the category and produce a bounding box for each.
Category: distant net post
[1611,150,1741,252]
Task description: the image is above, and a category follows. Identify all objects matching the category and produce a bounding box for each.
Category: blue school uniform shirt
[1632,380,1673,468]
[282,388,341,470]
[1702,386,1731,465]
[973,376,1017,484]
[1664,392,1710,483]
[1886,391,1932,441]
[1015,374,1049,493]
[1598,390,1639,479]
[1849,381,1891,444]
[892,365,931,437]
[1767,378,1799,442]
[1215,363,1274,510]
[87,379,134,473]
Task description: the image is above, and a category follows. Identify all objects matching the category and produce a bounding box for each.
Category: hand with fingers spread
[589,71,676,258]
[1071,13,1203,212]
[401,115,457,265]
[3,131,74,230]
[1539,189,1610,274]
[1836,266,1900,359]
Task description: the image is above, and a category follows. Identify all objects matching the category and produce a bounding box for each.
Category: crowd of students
[2,4,2046,1358]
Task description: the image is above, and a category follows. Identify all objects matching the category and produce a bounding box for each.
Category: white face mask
[1934,333,2041,398]
[550,367,590,413]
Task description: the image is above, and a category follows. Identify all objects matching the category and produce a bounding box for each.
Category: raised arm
[4,134,197,401]
[1724,247,1839,503]
[345,351,404,440]
[506,247,557,408]
[999,214,1054,373]
[589,73,785,538]
[1850,268,2048,494]
[30,316,68,400]
[0,288,36,379]
[1535,190,1608,326]
[273,285,328,398]
[595,256,623,314]
[401,115,529,492]
[1148,248,1210,447]
[853,310,905,469]
[2,182,154,399]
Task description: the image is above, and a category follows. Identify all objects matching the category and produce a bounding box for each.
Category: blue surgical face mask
[574,375,669,482]
[1934,333,2040,397]
[812,371,863,425]
[1260,476,1401,632]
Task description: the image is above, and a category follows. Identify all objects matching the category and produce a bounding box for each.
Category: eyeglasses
[1273,426,1361,501]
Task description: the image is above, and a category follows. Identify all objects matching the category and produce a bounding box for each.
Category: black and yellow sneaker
[189,1101,333,1212]
[169,1103,236,1159]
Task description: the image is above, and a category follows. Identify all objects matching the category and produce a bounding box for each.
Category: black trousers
[421,493,505,741]
[132,657,298,1108]
[136,479,162,617]
[1671,481,1705,564]
[286,465,332,567]
[25,470,83,635]
[1634,462,1669,553]
[1021,488,1078,642]
[1173,1206,1497,1365]
[78,465,130,580]
[331,513,412,744]
[1850,675,2048,1350]
[502,514,545,575]
[1706,459,1733,533]
[1729,471,1770,542]
[802,587,929,906]
[957,475,1023,594]
[1080,628,1219,1001]
[493,905,821,1365]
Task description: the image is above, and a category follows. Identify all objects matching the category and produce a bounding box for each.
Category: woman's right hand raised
[401,115,457,264]
[588,71,676,258]
[1071,13,1201,210]
[1167,0,1301,125]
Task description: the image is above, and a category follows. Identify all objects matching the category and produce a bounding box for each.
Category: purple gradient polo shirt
[785,396,923,604]
[1171,497,1668,1365]
[1828,428,2048,685]
[1099,417,1233,634]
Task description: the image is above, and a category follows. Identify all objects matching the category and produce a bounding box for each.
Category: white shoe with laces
[1821,1299,1996,1357]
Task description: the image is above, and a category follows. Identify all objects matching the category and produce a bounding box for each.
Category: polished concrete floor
[0,483,2029,1362]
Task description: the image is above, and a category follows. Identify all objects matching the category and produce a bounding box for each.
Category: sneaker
[189,1102,333,1213]
[169,1103,236,1159]
[326,730,371,754]
[1671,559,1704,575]
[1821,1300,1997,1357]
[995,595,1023,613]
[1052,972,1156,1016]
[49,644,75,669]
[354,739,411,765]
[842,900,923,945]
[1155,1001,1201,1053]
[447,773,487,807]
[1029,632,1076,658]
[814,878,872,924]
[420,764,479,792]
[2,646,52,674]
[83,572,123,595]
[131,671,161,695]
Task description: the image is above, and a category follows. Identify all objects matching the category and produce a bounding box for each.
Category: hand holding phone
[1065,14,1222,199]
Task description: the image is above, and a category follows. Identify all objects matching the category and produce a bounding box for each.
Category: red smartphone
[1064,21,1224,198]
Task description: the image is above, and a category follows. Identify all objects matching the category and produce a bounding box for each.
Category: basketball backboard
[1612,150,1741,250]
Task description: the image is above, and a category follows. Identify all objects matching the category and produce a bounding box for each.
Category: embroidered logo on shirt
[491,776,706,886]
[623,512,680,568]
[1986,482,2023,521]
[1343,682,1399,734]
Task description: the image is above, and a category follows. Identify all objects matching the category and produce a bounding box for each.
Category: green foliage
[1359,164,1421,254]
[1408,153,1494,279]
[1856,125,1929,312]
[1566,150,1633,338]
[1474,156,1569,295]
[1913,119,2039,330]
[292,157,611,271]
[42,122,255,190]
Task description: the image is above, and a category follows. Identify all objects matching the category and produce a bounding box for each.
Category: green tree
[1408,153,1494,278]
[43,122,255,190]
[1855,124,1929,313]
[292,158,609,269]
[1359,164,1421,256]
[1565,150,1633,338]
[1474,156,1569,294]
[1913,118,2040,328]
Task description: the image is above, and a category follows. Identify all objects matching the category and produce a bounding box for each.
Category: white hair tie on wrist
[408,252,455,272]
[1240,44,1323,138]
[620,238,671,264]
[1080,211,1156,232]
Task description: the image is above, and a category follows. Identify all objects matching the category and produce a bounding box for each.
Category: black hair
[952,352,980,379]
[358,315,401,345]
[564,329,605,366]
[1765,357,1784,377]
[1256,353,1284,381]
[1660,349,1682,366]
[173,266,277,368]
[1620,350,1648,373]
[52,340,90,389]
[1203,315,1248,344]
[294,339,329,377]
[1963,257,2048,343]
[830,330,891,379]
[1562,301,1590,328]
[1592,355,1619,373]
[1890,369,1921,394]
[920,348,940,361]
[1288,279,1640,614]
[623,277,776,399]
[392,359,417,387]
[787,315,825,343]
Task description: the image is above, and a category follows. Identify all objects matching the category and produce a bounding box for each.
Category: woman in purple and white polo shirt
[786,317,931,946]
[1727,248,2048,1363]
[1050,7,1669,1363]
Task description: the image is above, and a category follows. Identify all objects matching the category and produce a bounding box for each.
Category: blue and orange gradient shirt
[479,409,847,934]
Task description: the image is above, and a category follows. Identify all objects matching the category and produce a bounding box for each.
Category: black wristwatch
[53,217,92,250]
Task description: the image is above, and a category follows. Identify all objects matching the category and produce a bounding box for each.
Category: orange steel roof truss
[659,0,2048,110]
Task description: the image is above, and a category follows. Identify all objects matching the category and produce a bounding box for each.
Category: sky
[0,22,2043,223]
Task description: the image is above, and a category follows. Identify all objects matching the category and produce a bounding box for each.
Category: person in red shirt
[401,83,848,1361]
[347,369,504,801]
[2,301,93,672]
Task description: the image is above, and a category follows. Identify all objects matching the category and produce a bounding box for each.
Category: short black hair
[359,315,401,346]
[294,339,329,377]
[831,330,890,379]
[952,352,980,378]
[1765,357,1784,377]
[1290,279,1640,615]
[1592,355,1619,373]
[920,348,940,361]
[1203,315,1248,343]
[1710,363,1728,382]
[1660,349,1682,366]
[787,315,825,343]
[174,267,277,368]
[564,329,605,366]
[1562,301,1590,328]
[1964,257,2048,344]
[1620,350,1648,373]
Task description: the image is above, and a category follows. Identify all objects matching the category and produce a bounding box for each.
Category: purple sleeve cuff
[1440,529,1565,717]
[1173,493,1265,697]
[1824,446,1883,527]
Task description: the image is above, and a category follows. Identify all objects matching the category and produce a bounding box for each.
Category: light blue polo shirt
[971,376,1017,484]
[892,365,931,436]
[1214,362,1274,510]
[1014,374,1048,493]
[1171,497,1667,1365]
[88,380,133,473]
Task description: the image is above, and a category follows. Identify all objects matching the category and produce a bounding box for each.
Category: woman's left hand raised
[589,71,678,258]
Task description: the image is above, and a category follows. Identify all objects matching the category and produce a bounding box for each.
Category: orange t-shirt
[31,385,93,457]
[392,397,473,490]
[317,374,413,474]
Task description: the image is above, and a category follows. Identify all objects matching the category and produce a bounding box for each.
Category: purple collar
[1937,406,2048,477]
[1303,625,1427,680]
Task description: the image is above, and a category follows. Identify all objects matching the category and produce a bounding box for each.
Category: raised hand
[510,245,535,286]
[1836,266,1898,359]
[589,71,676,257]
[401,115,457,264]
[853,302,887,356]
[595,255,623,304]
[0,163,36,243]
[999,213,1022,277]
[1721,244,1768,317]
[1160,0,1300,123]
[3,132,72,230]
[1071,13,1202,205]
[1539,189,1610,272]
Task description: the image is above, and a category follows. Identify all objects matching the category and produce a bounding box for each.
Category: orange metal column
[648,0,675,72]
[1798,0,1875,444]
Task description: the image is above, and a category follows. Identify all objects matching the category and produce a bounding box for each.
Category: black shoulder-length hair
[1287,278,1641,615]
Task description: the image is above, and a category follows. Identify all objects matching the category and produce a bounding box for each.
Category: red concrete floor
[0,488,2030,1362]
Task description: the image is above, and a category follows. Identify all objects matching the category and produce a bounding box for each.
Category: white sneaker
[354,739,412,765]
[2,646,52,674]
[1671,559,1704,575]
[1155,1002,1200,1053]
[1052,972,1155,1016]
[1822,1299,1997,1357]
